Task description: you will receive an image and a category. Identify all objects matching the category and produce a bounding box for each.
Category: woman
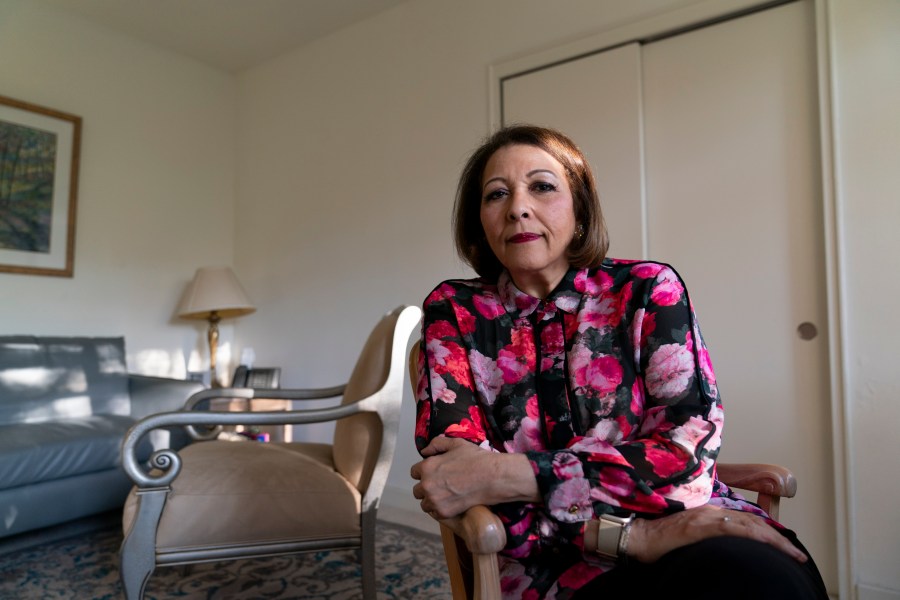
[410,125,829,599]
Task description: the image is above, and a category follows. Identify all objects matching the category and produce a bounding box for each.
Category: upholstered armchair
[119,305,421,600]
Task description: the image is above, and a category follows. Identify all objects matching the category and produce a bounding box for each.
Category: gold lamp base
[206,311,222,387]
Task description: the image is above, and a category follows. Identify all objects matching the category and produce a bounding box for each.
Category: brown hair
[452,124,609,280]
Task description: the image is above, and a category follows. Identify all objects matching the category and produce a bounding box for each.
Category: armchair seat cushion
[282,441,334,468]
[124,440,361,552]
[0,415,144,488]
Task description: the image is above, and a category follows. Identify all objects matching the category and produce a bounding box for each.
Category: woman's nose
[507,191,530,221]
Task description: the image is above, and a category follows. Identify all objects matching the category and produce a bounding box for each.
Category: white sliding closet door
[503,44,644,259]
[501,1,836,591]
[643,2,837,590]
[642,1,835,587]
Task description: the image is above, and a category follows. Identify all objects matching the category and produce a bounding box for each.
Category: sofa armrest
[128,374,204,420]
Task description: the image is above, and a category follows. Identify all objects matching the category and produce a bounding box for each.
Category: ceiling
[35,0,411,72]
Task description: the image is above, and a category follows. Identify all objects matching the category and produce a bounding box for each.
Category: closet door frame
[488,1,850,597]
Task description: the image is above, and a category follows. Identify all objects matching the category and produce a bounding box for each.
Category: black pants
[574,529,829,599]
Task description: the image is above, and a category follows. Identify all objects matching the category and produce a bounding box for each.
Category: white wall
[830,1,900,598]
[0,0,237,378]
[235,0,899,597]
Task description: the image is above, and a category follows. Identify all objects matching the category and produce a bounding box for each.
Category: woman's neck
[508,266,569,299]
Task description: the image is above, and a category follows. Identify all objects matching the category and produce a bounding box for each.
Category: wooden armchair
[407,345,798,600]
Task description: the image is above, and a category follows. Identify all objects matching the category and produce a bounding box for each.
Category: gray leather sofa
[0,335,202,538]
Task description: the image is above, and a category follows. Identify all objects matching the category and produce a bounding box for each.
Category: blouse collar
[498,268,586,318]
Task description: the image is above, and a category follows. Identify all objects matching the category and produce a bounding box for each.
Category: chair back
[333,305,421,498]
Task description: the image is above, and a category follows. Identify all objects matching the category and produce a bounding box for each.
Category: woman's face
[479,144,576,298]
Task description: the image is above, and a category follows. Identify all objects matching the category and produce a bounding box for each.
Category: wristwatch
[592,513,635,561]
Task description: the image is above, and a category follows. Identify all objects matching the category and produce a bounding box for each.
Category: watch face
[596,519,624,558]
[594,514,635,559]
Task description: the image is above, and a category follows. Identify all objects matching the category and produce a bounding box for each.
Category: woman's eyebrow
[483,169,558,189]
[482,176,507,189]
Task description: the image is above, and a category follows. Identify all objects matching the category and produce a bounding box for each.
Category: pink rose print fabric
[414,259,774,599]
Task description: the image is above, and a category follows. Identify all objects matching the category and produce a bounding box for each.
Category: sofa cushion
[0,415,145,488]
[0,336,130,426]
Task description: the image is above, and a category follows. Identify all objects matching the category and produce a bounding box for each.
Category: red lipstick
[509,233,541,243]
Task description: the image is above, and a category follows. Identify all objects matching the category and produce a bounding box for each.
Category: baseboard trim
[858,583,900,600]
[379,485,441,535]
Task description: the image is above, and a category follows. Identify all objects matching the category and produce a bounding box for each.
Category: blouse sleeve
[414,282,492,454]
[528,264,724,522]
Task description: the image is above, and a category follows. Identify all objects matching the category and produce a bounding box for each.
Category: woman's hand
[410,436,540,520]
[627,505,809,563]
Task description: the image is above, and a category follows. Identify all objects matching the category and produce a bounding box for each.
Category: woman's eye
[484,189,507,202]
[532,182,557,193]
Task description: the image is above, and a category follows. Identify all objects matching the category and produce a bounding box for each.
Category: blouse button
[568,505,579,514]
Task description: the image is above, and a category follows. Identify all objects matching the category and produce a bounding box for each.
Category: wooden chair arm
[717,462,797,498]
[442,505,507,555]
[718,462,796,521]
[438,506,506,600]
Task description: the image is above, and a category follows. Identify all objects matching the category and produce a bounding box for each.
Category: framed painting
[0,95,81,277]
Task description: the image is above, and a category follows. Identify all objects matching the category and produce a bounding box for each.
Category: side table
[209,397,292,442]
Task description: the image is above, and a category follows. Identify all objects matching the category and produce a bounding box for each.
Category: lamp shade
[177,266,256,320]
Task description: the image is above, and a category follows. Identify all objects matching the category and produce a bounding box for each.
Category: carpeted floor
[0,518,451,599]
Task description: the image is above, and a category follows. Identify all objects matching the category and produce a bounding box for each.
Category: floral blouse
[414,259,772,599]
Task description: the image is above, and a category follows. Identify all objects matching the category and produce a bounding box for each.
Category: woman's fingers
[410,439,483,518]
[412,439,539,518]
[628,506,808,564]
[718,511,808,562]
[418,435,467,457]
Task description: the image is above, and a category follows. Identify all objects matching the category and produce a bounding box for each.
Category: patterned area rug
[0,520,451,599]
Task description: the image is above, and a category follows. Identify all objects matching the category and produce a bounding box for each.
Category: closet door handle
[797,322,818,341]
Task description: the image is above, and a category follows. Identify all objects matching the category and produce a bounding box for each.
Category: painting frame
[0,94,81,277]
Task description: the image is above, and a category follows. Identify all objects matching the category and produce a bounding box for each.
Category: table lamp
[177,266,256,386]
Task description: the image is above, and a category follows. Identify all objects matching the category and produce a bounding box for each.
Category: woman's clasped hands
[410,436,539,520]
[411,437,808,565]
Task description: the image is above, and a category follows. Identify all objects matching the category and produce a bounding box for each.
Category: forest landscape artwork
[0,119,58,254]
[0,95,80,277]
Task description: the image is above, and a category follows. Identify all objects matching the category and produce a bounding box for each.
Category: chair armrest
[439,506,506,600]
[717,462,797,498]
[278,384,348,402]
[128,374,204,419]
[441,505,506,555]
[182,385,347,410]
[121,386,380,489]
